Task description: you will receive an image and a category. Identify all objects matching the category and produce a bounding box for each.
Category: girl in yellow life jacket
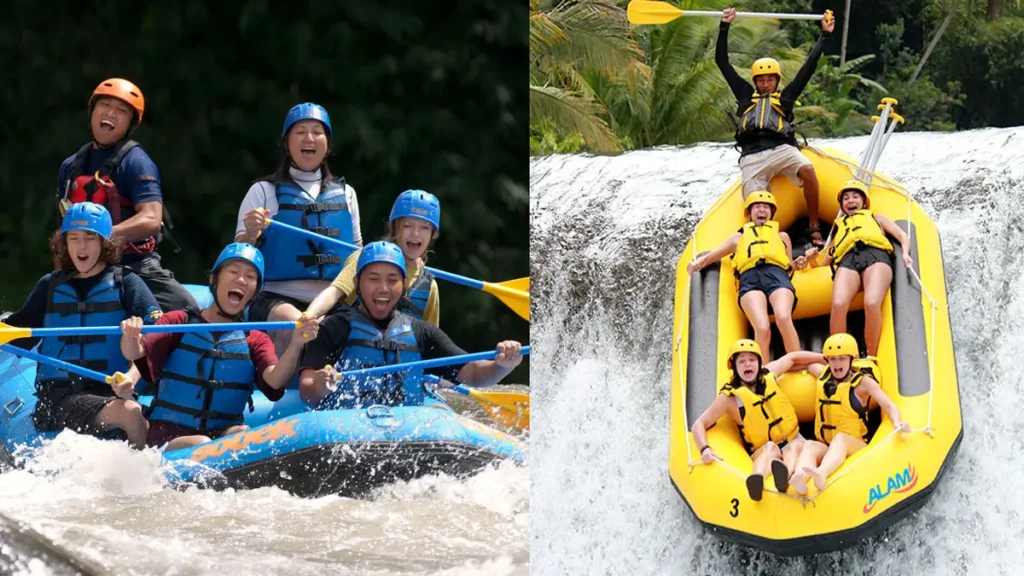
[785,333,909,496]
[806,180,914,357]
[688,191,808,356]
[691,339,825,502]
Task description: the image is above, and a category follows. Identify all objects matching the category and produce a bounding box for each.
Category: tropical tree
[529,0,649,153]
[793,54,887,137]
[598,0,808,148]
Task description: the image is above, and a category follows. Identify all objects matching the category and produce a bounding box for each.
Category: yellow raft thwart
[669,145,963,556]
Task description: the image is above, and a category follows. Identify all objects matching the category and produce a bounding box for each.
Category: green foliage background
[0,1,530,383]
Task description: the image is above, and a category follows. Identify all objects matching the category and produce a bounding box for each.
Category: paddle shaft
[425,375,492,398]
[0,344,112,384]
[338,346,531,379]
[3,321,298,340]
[266,219,489,291]
[678,10,824,20]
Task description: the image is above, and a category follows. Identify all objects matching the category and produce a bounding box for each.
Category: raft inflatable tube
[0,284,524,497]
[669,145,963,556]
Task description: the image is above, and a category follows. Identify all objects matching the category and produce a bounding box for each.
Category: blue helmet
[389,189,441,232]
[356,241,407,279]
[212,243,265,290]
[61,202,112,239]
[282,102,332,140]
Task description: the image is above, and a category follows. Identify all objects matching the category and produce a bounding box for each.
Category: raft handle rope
[679,227,697,470]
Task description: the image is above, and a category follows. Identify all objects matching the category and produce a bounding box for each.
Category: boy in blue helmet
[5,202,160,449]
[298,241,522,410]
[305,189,443,326]
[233,103,363,355]
[119,243,318,451]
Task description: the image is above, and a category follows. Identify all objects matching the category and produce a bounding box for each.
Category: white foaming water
[530,127,1024,574]
[0,417,529,575]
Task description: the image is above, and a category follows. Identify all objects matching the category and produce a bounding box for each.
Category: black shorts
[248,290,349,322]
[32,391,117,434]
[736,264,797,310]
[836,246,893,275]
[247,291,310,322]
[124,254,199,314]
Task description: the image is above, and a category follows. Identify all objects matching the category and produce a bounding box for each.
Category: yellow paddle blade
[627,0,684,25]
[467,388,530,430]
[482,277,530,321]
[0,322,32,346]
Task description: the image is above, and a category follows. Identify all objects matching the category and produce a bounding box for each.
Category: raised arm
[715,17,754,103]
[765,351,826,376]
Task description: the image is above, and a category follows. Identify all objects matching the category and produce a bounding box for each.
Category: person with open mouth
[804,179,914,360]
[4,202,160,449]
[234,103,363,357]
[55,78,198,315]
[297,241,521,411]
[304,189,443,327]
[690,339,825,501]
[119,243,318,452]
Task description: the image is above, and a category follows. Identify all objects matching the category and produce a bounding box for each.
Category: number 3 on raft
[729,498,740,517]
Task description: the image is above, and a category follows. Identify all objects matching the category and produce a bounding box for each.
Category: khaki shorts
[740,145,813,197]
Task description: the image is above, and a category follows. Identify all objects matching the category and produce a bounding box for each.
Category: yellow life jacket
[829,209,894,265]
[740,92,794,137]
[814,366,872,445]
[732,221,791,275]
[720,370,799,453]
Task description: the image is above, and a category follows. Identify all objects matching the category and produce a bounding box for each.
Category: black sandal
[746,474,765,501]
[771,459,790,493]
[807,225,826,248]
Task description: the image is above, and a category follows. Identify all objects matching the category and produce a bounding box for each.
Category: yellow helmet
[751,58,782,81]
[744,191,777,219]
[726,338,763,369]
[822,333,859,359]
[838,179,870,209]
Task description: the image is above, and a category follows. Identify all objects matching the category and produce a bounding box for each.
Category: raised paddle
[263,218,531,321]
[627,1,827,25]
[0,344,123,385]
[0,320,301,346]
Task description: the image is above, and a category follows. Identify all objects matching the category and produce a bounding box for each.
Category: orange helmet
[89,78,145,125]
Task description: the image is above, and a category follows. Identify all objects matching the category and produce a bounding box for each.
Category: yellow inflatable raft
[669,145,963,556]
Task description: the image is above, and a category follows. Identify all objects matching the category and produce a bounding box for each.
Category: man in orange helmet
[716,7,835,249]
[56,78,197,314]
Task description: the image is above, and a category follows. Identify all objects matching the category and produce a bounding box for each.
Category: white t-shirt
[234,166,362,303]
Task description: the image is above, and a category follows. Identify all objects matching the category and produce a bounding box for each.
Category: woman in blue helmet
[119,243,318,451]
[298,241,522,410]
[304,190,442,326]
[233,102,362,354]
[4,202,160,449]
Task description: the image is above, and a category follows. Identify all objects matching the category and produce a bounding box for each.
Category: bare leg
[789,441,828,495]
[861,262,893,356]
[830,268,861,335]
[747,442,781,501]
[221,425,250,436]
[768,288,799,353]
[798,165,821,245]
[807,433,867,491]
[739,291,772,358]
[268,302,303,357]
[164,434,214,452]
[94,399,149,450]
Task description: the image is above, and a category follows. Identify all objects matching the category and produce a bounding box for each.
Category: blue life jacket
[403,268,435,320]
[260,178,354,282]
[38,266,129,388]
[320,308,424,410]
[147,309,256,430]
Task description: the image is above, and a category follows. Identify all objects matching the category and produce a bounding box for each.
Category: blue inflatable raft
[0,284,525,498]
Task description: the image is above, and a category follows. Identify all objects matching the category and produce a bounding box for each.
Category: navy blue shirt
[57,144,163,264]
[6,266,162,350]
